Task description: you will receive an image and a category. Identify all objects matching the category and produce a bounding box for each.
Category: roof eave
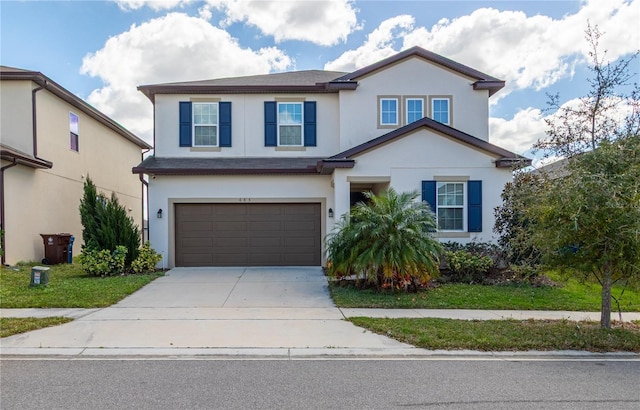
[495,157,532,169]
[473,80,506,97]
[132,166,321,176]
[1,148,53,169]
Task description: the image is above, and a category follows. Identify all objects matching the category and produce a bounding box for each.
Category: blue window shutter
[179,102,192,147]
[303,101,316,146]
[421,181,436,213]
[468,180,482,232]
[219,102,232,147]
[264,101,277,146]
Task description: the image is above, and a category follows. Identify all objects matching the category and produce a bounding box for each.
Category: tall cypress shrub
[79,177,140,267]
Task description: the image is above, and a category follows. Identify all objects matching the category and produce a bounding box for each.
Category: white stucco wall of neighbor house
[333,129,512,244]
[153,93,341,158]
[338,56,491,151]
[148,174,334,267]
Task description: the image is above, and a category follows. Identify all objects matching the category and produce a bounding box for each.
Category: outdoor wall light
[328,208,334,218]
[157,209,163,219]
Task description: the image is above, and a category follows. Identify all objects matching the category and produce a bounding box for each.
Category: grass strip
[350,317,640,352]
[0,263,162,308]
[0,317,73,338]
[330,280,640,311]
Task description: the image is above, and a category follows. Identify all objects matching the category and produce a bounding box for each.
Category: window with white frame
[379,97,399,126]
[193,102,218,146]
[405,98,424,124]
[278,102,303,146]
[69,112,79,152]
[437,182,465,231]
[431,97,451,125]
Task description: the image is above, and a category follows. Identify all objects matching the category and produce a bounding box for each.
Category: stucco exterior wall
[148,174,334,267]
[154,93,340,158]
[332,129,511,244]
[338,56,490,150]
[0,80,33,154]
[1,85,144,264]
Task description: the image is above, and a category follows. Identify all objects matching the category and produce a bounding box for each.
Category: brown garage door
[175,203,321,267]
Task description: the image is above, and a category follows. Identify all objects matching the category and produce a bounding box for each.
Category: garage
[175,203,321,266]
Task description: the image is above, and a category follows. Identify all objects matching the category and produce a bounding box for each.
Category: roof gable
[330,117,530,168]
[332,46,504,96]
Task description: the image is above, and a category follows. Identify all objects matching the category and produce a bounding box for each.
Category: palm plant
[326,189,442,291]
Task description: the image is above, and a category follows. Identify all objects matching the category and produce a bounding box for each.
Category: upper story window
[437,182,465,231]
[69,112,79,152]
[193,102,218,146]
[430,96,452,126]
[264,101,316,148]
[405,98,424,124]
[378,97,399,127]
[278,102,303,146]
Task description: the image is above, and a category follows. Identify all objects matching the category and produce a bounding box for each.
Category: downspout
[139,148,150,243]
[0,160,18,265]
[32,82,47,159]
[1,81,48,265]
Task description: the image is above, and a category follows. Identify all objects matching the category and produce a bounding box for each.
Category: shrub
[443,250,493,283]
[77,245,128,277]
[131,241,163,274]
[79,177,141,267]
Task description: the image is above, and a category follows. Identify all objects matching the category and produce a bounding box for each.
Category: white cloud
[114,0,192,11]
[81,12,291,142]
[489,107,546,154]
[324,15,415,72]
[204,0,359,46]
[326,0,639,97]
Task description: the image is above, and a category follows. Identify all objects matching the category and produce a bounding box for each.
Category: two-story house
[0,66,151,265]
[134,47,529,268]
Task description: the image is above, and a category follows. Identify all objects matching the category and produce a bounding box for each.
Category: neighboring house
[134,46,530,268]
[0,66,151,265]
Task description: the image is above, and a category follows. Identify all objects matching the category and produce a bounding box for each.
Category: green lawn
[0,317,73,338]
[350,317,640,352]
[330,274,640,311]
[0,263,162,308]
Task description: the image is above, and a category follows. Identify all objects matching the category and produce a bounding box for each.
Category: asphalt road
[1,359,638,409]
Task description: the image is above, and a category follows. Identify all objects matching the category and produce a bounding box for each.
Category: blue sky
[2,0,638,160]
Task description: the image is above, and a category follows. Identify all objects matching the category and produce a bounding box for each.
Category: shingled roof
[137,46,505,101]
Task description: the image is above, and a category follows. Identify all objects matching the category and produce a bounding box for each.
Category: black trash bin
[40,233,73,265]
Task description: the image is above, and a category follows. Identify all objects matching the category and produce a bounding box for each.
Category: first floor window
[69,112,79,152]
[406,98,424,124]
[437,182,464,231]
[431,98,451,125]
[380,98,398,126]
[278,102,303,146]
[193,102,218,146]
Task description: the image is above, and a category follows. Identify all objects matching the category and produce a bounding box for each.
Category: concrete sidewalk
[1,267,638,359]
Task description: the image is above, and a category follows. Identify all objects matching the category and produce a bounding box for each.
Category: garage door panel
[181,238,213,248]
[175,203,320,266]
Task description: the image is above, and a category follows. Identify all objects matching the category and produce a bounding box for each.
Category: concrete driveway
[0,267,413,357]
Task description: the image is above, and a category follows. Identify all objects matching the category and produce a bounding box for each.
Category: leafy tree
[325,189,441,292]
[527,24,640,328]
[79,177,140,268]
[493,171,542,267]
